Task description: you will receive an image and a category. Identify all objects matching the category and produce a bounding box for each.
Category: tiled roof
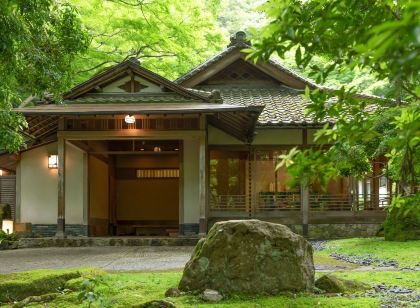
[197,85,329,126]
[175,44,317,89]
[175,45,240,84]
[63,93,204,104]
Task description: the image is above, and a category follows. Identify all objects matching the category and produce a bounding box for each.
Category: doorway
[87,140,181,236]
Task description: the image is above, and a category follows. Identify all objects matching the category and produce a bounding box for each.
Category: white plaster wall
[20,143,58,224]
[208,126,304,145]
[19,142,85,224]
[208,125,244,145]
[253,129,303,145]
[183,138,200,224]
[65,143,85,224]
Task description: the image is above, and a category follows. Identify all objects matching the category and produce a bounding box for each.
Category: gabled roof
[64,57,212,102]
[176,31,317,89]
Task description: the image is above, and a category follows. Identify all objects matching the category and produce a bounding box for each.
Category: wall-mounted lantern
[48,154,58,169]
[1,219,14,234]
[125,114,136,124]
[0,169,3,176]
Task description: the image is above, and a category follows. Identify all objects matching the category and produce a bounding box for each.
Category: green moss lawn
[0,238,419,307]
[318,237,420,267]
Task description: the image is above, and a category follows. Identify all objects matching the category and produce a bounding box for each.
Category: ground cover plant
[0,238,418,307]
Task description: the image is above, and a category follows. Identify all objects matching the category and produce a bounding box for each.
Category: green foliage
[277,147,337,189]
[250,0,420,192]
[77,277,109,308]
[0,0,90,152]
[215,0,266,35]
[386,107,420,192]
[384,194,420,241]
[252,0,419,97]
[0,204,12,220]
[70,0,226,83]
[0,230,17,245]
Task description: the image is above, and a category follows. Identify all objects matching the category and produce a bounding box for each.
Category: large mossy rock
[315,274,370,294]
[178,220,314,294]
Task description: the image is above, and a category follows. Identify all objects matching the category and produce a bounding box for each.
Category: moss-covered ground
[318,237,420,267]
[0,238,418,307]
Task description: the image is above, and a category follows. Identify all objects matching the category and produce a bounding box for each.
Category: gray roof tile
[197,85,329,126]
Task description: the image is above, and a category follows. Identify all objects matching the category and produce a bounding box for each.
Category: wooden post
[198,116,207,235]
[354,177,359,211]
[56,135,66,237]
[301,177,309,236]
[178,141,184,235]
[108,156,116,235]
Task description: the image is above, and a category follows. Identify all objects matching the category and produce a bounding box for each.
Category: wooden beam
[58,130,205,140]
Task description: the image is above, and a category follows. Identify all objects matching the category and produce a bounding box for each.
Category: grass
[334,271,420,289]
[318,238,420,267]
[0,238,419,307]
[29,271,380,308]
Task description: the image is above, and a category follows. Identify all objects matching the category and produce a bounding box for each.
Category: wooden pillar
[198,116,207,235]
[56,135,66,237]
[108,156,116,235]
[301,178,309,236]
[248,147,254,218]
[372,162,380,208]
[354,177,359,211]
[363,176,370,210]
[178,140,184,234]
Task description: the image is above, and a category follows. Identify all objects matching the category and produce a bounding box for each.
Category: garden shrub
[384,194,420,241]
[0,204,12,222]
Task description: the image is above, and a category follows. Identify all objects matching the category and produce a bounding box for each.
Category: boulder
[202,289,223,302]
[134,300,175,308]
[178,219,314,294]
[164,288,181,297]
[315,274,370,293]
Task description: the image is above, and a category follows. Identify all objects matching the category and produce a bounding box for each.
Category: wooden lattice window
[136,169,179,179]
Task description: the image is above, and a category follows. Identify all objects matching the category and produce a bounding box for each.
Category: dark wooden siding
[0,175,16,219]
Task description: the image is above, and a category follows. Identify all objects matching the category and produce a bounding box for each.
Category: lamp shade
[125,115,136,124]
[48,155,58,169]
[2,219,14,234]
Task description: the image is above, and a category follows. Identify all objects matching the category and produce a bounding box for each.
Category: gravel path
[0,246,194,274]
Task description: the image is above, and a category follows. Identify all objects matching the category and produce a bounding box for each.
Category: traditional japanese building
[0,32,388,238]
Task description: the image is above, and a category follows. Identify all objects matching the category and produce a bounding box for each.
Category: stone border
[1,237,199,250]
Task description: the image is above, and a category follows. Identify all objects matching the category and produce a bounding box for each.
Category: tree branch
[105,0,149,7]
[76,60,117,74]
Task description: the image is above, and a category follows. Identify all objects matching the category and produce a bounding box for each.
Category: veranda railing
[208,193,390,213]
